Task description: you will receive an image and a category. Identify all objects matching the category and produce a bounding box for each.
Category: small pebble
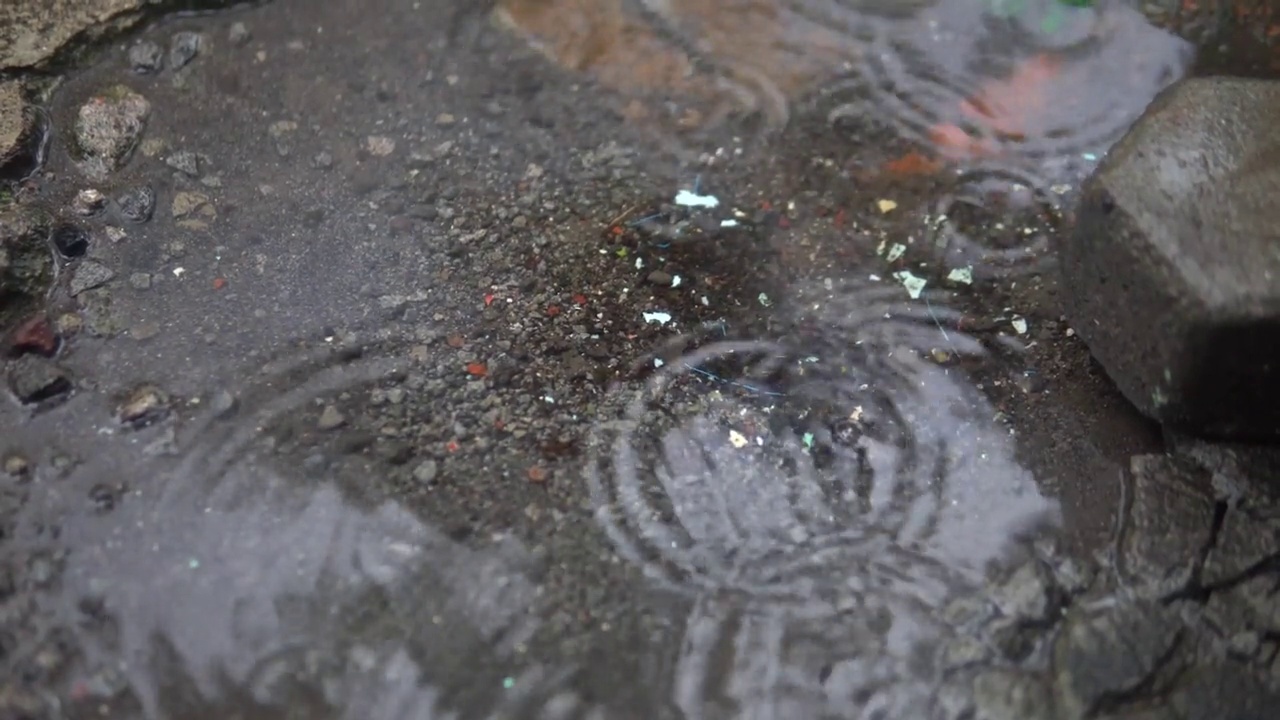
[165,150,201,176]
[228,22,251,46]
[169,32,202,70]
[128,41,164,73]
[116,185,156,223]
[412,459,439,484]
[72,189,108,216]
[317,405,346,430]
[2,453,30,477]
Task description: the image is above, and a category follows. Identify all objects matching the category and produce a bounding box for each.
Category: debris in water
[947,266,974,284]
[719,218,739,228]
[877,199,898,214]
[758,293,772,307]
[728,429,749,448]
[886,243,907,262]
[892,270,927,299]
[675,189,720,209]
[643,311,673,326]
[1012,317,1029,335]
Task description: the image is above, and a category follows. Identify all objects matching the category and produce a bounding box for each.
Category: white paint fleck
[643,311,673,326]
[675,190,720,208]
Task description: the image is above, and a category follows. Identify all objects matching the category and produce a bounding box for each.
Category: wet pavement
[2,0,1280,718]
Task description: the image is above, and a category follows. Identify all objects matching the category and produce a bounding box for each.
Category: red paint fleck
[527,466,549,483]
[212,277,227,290]
[484,293,496,306]
[466,362,487,376]
[572,294,587,305]
[446,440,460,453]
[546,305,561,317]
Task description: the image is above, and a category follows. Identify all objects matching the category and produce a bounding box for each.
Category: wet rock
[169,32,202,70]
[127,40,163,73]
[117,384,168,428]
[1,452,30,479]
[6,314,58,357]
[646,269,673,286]
[115,184,155,223]
[165,149,200,176]
[171,190,215,229]
[76,287,123,337]
[72,188,108,216]
[412,459,439,484]
[0,1,234,69]
[989,562,1056,623]
[72,85,150,180]
[1116,454,1215,599]
[228,21,251,46]
[970,669,1054,720]
[1201,506,1280,587]
[7,355,71,403]
[1061,77,1280,439]
[0,207,52,327]
[1165,654,1280,720]
[317,405,346,430]
[1051,601,1183,720]
[0,80,42,181]
[70,260,115,296]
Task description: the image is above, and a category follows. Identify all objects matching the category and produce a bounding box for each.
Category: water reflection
[498,0,1193,166]
[590,282,1057,715]
[837,0,1192,162]
[49,344,578,720]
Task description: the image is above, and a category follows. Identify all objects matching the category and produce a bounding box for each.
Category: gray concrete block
[1061,76,1280,440]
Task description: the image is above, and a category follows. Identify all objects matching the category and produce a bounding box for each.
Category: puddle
[588,284,1056,717]
[3,0,1279,717]
[498,0,1193,167]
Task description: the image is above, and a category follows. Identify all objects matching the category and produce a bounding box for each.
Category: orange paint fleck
[527,466,549,483]
[466,362,488,376]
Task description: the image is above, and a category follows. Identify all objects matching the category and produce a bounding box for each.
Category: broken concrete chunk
[1052,601,1182,720]
[1060,77,1280,440]
[1117,454,1215,599]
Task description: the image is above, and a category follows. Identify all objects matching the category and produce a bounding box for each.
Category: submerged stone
[1061,77,1280,440]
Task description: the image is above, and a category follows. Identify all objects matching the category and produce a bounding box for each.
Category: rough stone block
[1061,77,1280,440]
